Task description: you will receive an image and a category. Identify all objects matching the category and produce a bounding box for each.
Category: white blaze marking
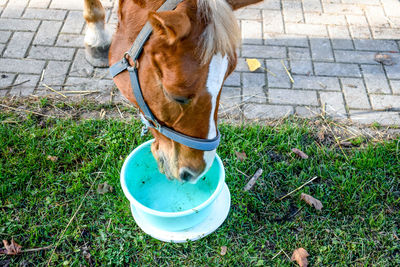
[201,54,228,177]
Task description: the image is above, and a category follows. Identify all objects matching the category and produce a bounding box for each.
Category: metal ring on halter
[124,52,139,69]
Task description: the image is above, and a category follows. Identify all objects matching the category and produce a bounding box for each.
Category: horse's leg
[83,0,111,67]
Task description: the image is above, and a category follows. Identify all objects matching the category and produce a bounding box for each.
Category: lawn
[0,106,399,265]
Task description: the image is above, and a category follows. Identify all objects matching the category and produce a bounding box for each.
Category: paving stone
[0,73,16,95]
[349,26,371,39]
[361,64,391,94]
[0,43,4,54]
[292,75,340,91]
[288,47,312,75]
[302,0,322,13]
[288,47,310,60]
[241,20,262,45]
[295,106,321,118]
[262,10,283,33]
[234,9,261,20]
[0,58,45,74]
[234,58,251,72]
[282,1,303,23]
[350,110,400,126]
[1,0,28,18]
[285,23,328,36]
[242,72,266,103]
[381,0,400,18]
[92,67,112,80]
[304,13,346,26]
[346,15,369,26]
[23,8,66,20]
[28,0,51,8]
[384,55,400,79]
[61,11,85,34]
[0,30,11,43]
[249,0,281,10]
[56,34,84,47]
[266,59,291,88]
[322,3,363,15]
[70,48,94,77]
[319,91,347,117]
[310,39,334,61]
[364,5,391,28]
[334,50,378,64]
[370,95,400,109]
[41,61,70,89]
[341,78,370,109]
[242,45,285,59]
[341,0,380,4]
[219,86,242,118]
[29,46,75,61]
[33,21,62,45]
[390,80,400,94]
[372,28,400,40]
[9,74,39,96]
[353,39,398,52]
[0,18,40,31]
[224,72,240,87]
[243,103,294,120]
[269,89,318,105]
[49,0,83,10]
[64,77,114,91]
[264,33,308,47]
[328,26,354,50]
[3,31,34,58]
[314,63,361,77]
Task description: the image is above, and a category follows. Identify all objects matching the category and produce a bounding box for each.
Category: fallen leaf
[220,246,227,256]
[301,193,323,210]
[47,155,58,162]
[317,129,325,141]
[374,53,395,66]
[246,58,261,72]
[291,148,309,159]
[235,151,247,161]
[291,247,309,267]
[97,182,113,195]
[0,239,22,255]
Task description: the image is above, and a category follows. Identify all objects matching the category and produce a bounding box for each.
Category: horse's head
[110,0,260,182]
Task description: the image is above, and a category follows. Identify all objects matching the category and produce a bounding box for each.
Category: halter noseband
[109,0,220,151]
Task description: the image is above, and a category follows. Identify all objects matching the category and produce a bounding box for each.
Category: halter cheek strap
[109,0,221,151]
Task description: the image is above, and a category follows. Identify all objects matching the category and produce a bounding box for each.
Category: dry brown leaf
[97,182,113,195]
[317,129,325,141]
[374,53,395,66]
[235,151,247,162]
[47,155,58,162]
[220,246,227,256]
[301,193,323,210]
[246,58,261,71]
[0,239,22,255]
[291,148,309,159]
[291,248,309,267]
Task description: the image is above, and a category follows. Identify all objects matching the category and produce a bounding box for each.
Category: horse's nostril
[180,169,194,181]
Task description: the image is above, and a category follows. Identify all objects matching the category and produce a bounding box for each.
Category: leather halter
[109,0,220,151]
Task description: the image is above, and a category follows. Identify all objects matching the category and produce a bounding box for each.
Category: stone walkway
[0,0,400,125]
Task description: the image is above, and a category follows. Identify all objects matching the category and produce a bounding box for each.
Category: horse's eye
[173,97,190,105]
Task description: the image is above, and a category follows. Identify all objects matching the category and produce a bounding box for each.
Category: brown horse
[83,0,261,182]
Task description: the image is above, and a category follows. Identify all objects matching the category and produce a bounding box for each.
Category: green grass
[0,113,399,266]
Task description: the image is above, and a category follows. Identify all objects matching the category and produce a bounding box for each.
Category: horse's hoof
[84,43,110,68]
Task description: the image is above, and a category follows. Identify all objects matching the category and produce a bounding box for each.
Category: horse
[82,0,261,183]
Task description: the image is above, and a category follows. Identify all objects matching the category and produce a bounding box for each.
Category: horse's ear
[148,10,191,45]
[226,0,263,10]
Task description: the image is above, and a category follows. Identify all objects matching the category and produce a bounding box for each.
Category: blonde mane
[197,0,240,64]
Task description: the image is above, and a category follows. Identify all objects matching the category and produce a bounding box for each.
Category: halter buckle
[124,52,139,70]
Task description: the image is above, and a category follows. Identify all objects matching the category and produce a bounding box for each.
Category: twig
[23,245,53,253]
[115,104,124,119]
[244,168,263,191]
[280,60,294,83]
[0,103,53,118]
[0,80,30,90]
[58,90,101,94]
[271,249,283,260]
[281,249,291,260]
[40,69,45,82]
[47,155,109,266]
[279,176,318,201]
[236,168,249,178]
[42,83,67,98]
[261,67,277,77]
[1,120,18,124]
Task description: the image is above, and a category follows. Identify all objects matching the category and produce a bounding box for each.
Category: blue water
[124,145,220,212]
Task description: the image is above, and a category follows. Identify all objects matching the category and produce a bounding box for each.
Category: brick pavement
[0,0,400,125]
